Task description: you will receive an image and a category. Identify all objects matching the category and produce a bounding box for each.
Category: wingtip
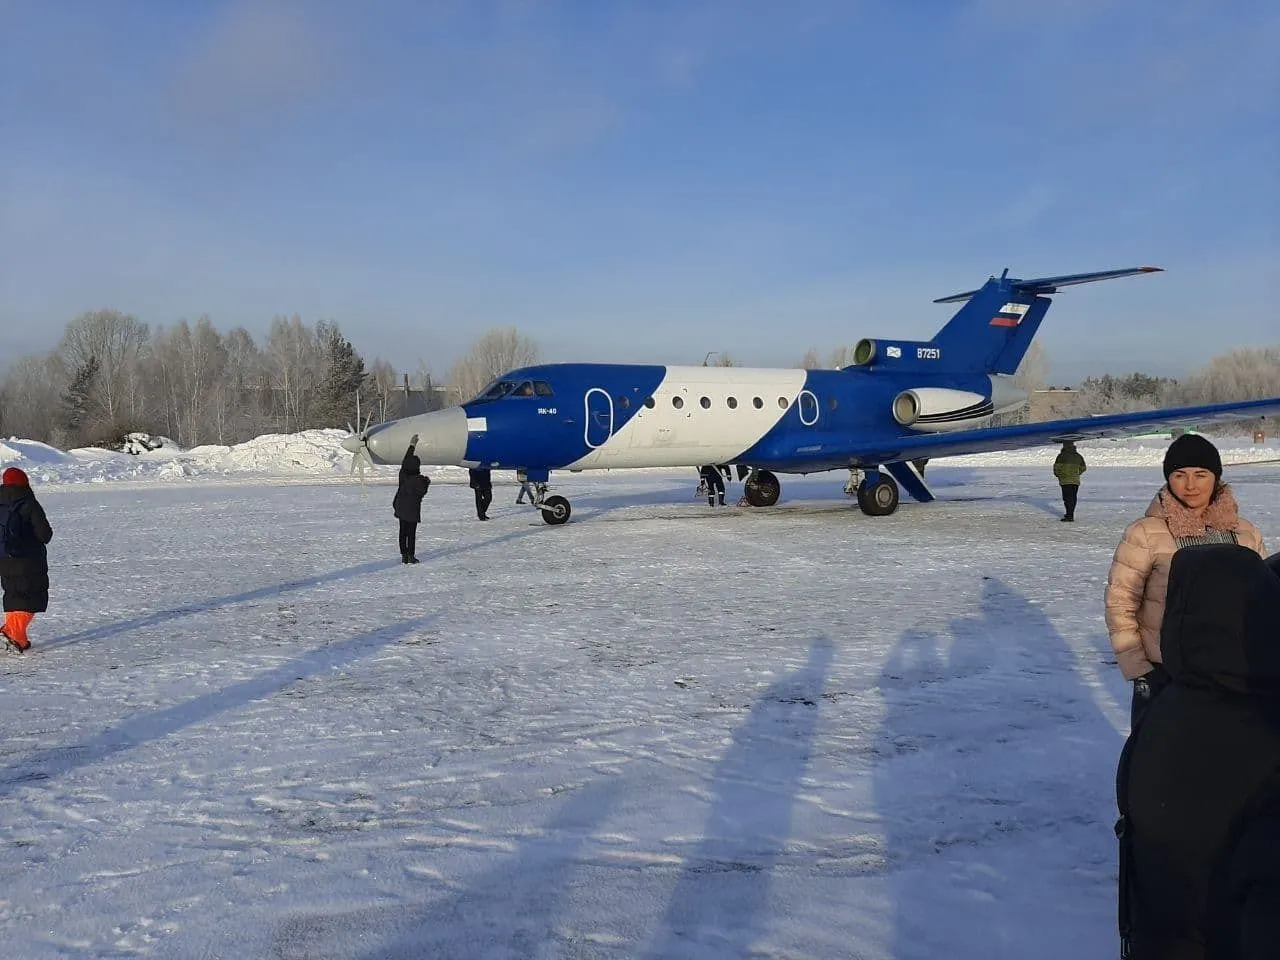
[1140,266,1164,273]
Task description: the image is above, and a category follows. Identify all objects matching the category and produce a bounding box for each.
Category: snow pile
[185,430,353,475]
[0,429,361,485]
[0,438,73,465]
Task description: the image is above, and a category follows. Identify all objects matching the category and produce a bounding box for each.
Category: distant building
[1027,388,1084,422]
[372,376,462,423]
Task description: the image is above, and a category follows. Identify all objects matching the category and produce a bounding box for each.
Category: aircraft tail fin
[928,266,1162,375]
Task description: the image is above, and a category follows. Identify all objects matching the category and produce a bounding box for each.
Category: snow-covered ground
[1,434,1278,959]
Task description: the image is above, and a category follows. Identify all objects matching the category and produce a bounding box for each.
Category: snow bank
[1,429,1274,487]
[0,429,368,486]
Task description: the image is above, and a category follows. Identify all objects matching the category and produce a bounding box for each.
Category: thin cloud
[165,0,349,138]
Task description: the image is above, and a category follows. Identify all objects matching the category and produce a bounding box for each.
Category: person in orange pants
[0,467,53,653]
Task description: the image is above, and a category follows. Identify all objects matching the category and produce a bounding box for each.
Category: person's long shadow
[266,773,625,959]
[639,637,834,958]
[875,578,1125,960]
[40,513,607,653]
[0,614,438,798]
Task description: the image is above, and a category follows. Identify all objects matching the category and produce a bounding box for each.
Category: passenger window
[618,395,631,409]
[644,397,655,408]
[828,397,838,410]
[673,397,684,409]
[752,397,763,409]
[700,397,711,409]
[778,396,788,409]
[727,397,738,409]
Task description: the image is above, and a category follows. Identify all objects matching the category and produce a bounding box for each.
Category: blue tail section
[928,266,1162,376]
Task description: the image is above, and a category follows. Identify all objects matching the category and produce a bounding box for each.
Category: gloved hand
[409,433,419,445]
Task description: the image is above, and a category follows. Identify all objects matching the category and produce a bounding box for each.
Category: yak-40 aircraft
[343,266,1280,524]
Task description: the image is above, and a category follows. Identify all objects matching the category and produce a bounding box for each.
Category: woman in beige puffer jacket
[1104,434,1265,725]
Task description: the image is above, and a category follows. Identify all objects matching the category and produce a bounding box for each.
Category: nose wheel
[539,494,571,525]
[526,482,571,525]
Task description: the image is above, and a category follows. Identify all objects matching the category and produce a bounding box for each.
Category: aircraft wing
[844,396,1280,466]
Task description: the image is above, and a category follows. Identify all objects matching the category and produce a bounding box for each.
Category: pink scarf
[1158,483,1244,538]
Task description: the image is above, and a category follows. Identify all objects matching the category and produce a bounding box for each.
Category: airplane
[342,266,1280,524]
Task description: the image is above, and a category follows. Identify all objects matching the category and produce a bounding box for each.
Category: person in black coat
[699,464,725,507]
[391,437,430,563]
[469,467,492,521]
[1116,543,1280,959]
[0,466,54,652]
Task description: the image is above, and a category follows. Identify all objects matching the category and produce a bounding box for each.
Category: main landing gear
[843,468,900,516]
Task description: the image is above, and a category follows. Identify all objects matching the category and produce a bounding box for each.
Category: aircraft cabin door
[798,389,820,426]
[584,388,614,448]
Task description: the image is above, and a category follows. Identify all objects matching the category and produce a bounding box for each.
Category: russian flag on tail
[990,302,1030,327]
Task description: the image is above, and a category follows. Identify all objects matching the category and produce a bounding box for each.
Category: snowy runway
[2,456,1277,958]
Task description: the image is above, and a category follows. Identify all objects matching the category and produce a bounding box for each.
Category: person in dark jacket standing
[469,467,492,521]
[391,436,430,563]
[1116,543,1280,959]
[1052,440,1086,521]
[0,466,54,652]
[699,464,725,507]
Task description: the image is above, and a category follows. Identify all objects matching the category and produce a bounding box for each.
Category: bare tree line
[0,311,531,450]
[4,307,1273,449]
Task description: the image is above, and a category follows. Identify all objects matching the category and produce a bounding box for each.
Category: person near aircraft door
[0,466,54,653]
[515,469,537,505]
[1104,433,1265,728]
[1115,543,1280,959]
[1053,440,1086,521]
[392,436,430,563]
[469,467,493,520]
[699,465,725,507]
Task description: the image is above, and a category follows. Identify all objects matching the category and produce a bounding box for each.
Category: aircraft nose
[365,407,470,466]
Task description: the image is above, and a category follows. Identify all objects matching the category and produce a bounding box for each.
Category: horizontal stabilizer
[933,266,1163,304]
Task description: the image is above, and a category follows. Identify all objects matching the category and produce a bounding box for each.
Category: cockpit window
[471,380,517,403]
[468,378,552,404]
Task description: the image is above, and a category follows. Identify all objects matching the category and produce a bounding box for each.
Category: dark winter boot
[406,555,420,564]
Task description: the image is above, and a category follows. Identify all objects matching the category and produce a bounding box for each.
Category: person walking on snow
[1053,440,1087,521]
[699,465,726,507]
[391,436,430,563]
[0,467,53,653]
[515,469,537,505]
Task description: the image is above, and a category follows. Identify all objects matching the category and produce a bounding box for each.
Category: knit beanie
[1,466,29,486]
[1162,433,1222,481]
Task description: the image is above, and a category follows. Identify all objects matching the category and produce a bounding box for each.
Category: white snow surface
[1,433,1278,959]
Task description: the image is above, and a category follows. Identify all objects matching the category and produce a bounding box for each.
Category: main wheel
[743,469,781,507]
[540,495,571,525]
[857,475,899,516]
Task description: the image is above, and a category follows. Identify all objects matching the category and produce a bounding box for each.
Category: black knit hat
[1163,433,1222,480]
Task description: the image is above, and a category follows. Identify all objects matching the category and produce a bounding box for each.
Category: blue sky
[2,0,1276,385]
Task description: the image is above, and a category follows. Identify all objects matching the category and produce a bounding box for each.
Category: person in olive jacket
[1052,440,1087,522]
[392,437,430,563]
[0,466,54,652]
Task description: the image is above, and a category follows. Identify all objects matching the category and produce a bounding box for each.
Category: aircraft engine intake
[892,376,1027,432]
[892,387,993,431]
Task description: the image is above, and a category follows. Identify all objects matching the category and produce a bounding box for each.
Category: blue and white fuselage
[343,266,1280,524]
